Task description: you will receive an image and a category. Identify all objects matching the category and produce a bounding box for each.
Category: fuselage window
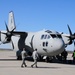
[43,42,45,46]
[42,42,48,47]
[46,42,48,46]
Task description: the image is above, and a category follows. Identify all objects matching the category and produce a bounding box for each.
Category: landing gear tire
[45,57,49,62]
[38,55,43,61]
[45,57,53,63]
[17,56,22,60]
[16,50,22,60]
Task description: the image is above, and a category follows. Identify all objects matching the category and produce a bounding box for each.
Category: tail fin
[8,11,16,31]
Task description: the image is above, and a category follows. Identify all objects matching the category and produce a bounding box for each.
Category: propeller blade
[11,41,14,49]
[12,27,16,32]
[5,22,9,32]
[67,24,72,36]
[74,41,75,47]
[1,32,7,35]
[2,37,8,44]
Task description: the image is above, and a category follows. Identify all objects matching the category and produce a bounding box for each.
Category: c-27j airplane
[0,11,75,61]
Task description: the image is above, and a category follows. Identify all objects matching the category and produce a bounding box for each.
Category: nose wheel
[44,56,53,62]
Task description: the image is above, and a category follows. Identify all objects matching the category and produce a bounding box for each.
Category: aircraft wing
[12,31,28,36]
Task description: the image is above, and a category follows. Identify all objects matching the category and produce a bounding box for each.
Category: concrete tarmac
[0,51,75,75]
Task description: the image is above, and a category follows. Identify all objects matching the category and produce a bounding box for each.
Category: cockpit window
[47,35,50,39]
[50,34,57,38]
[44,35,47,39]
[45,30,52,33]
[41,35,44,39]
[41,35,50,39]
[57,34,62,38]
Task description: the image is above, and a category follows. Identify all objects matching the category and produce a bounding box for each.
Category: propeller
[1,22,27,43]
[67,24,75,45]
[0,22,16,45]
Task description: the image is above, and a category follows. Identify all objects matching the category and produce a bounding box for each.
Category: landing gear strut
[16,50,22,60]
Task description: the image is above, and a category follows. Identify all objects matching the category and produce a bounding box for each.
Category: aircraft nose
[49,39,65,55]
[54,39,65,54]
